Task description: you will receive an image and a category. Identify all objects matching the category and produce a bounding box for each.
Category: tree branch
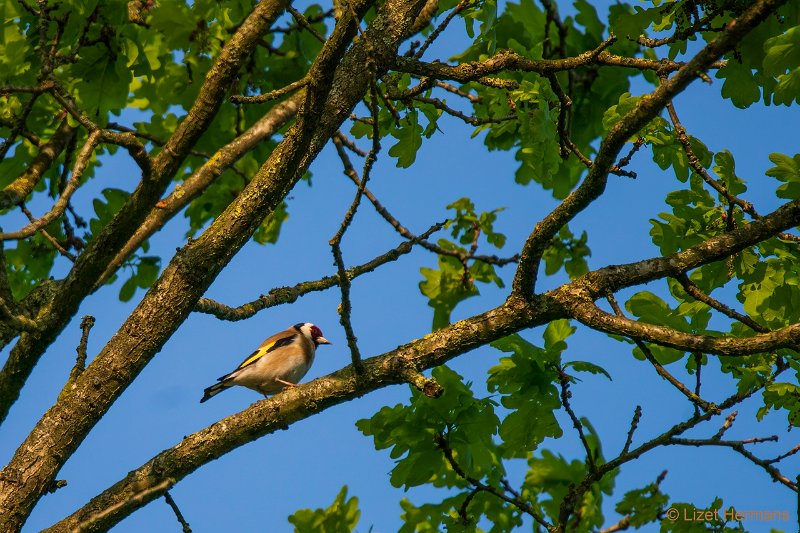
[46,296,558,532]
[511,0,785,297]
[0,0,431,528]
[0,130,101,241]
[0,0,292,431]
[194,221,444,320]
[0,116,74,210]
[96,92,304,287]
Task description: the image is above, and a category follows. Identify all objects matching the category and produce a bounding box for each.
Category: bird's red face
[310,325,331,346]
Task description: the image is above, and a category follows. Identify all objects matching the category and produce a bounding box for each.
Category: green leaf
[389,111,424,168]
[288,486,360,533]
[713,150,747,196]
[253,201,289,245]
[118,256,161,302]
[542,225,591,279]
[488,333,564,456]
[89,188,131,237]
[717,60,761,109]
[763,25,800,77]
[615,480,668,528]
[766,152,800,199]
[71,45,133,119]
[564,361,612,381]
[419,250,479,330]
[357,366,501,489]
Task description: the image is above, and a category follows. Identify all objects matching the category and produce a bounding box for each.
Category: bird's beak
[317,336,331,345]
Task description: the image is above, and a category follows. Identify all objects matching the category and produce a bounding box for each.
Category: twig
[74,478,175,532]
[606,293,717,412]
[712,411,737,441]
[287,6,327,43]
[675,273,768,333]
[19,204,76,261]
[411,95,516,126]
[392,356,443,397]
[195,222,445,320]
[269,9,333,34]
[434,81,480,103]
[163,492,192,533]
[544,72,572,157]
[230,77,308,104]
[59,315,95,401]
[621,405,642,456]
[557,366,596,472]
[434,434,554,530]
[329,89,382,370]
[666,99,800,242]
[333,131,367,157]
[667,436,796,490]
[414,0,472,59]
[636,6,724,48]
[332,133,518,267]
[693,352,702,417]
[768,443,800,465]
[0,130,101,241]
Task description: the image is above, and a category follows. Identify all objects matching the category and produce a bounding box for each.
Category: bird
[200,323,331,403]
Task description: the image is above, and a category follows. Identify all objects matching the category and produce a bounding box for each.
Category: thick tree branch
[572,301,800,357]
[96,93,303,287]
[46,296,555,532]
[0,0,429,528]
[394,49,725,84]
[0,0,291,429]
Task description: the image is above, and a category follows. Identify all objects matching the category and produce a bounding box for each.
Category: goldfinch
[200,323,331,403]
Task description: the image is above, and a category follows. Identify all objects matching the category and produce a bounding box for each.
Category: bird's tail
[200,380,231,403]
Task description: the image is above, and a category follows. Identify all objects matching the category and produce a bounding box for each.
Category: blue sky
[2,1,800,531]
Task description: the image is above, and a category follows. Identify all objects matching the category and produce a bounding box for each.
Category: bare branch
[163,492,192,533]
[58,316,95,401]
[557,366,597,472]
[329,90,381,370]
[1,131,101,241]
[621,405,642,456]
[333,133,519,267]
[195,221,445,320]
[413,0,470,59]
[434,433,554,530]
[230,78,308,104]
[19,204,76,262]
[0,116,75,210]
[606,294,717,412]
[668,436,797,491]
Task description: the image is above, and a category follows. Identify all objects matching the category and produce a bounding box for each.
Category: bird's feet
[275,378,298,388]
